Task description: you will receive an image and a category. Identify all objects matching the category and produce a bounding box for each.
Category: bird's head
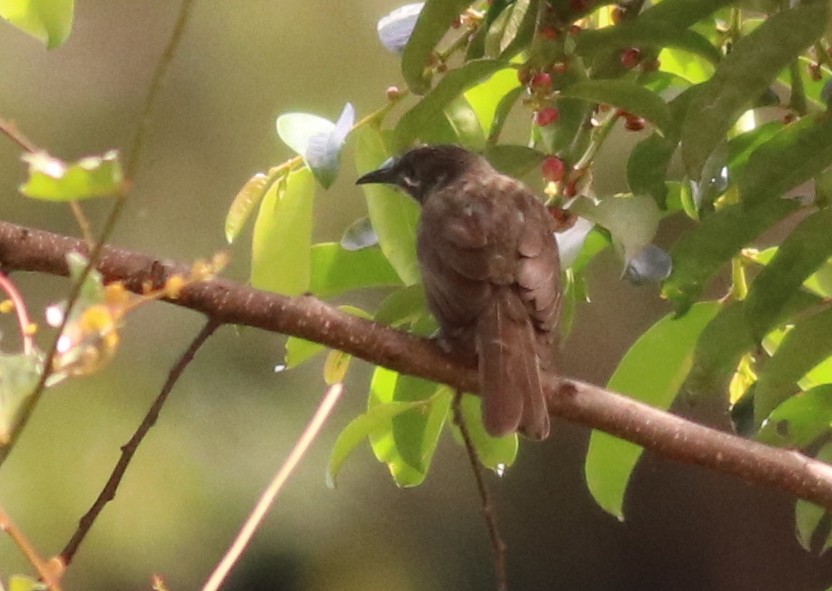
[356,144,483,204]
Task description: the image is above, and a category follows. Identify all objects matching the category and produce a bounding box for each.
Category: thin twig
[0,272,35,355]
[0,0,196,469]
[452,391,507,591]
[0,502,63,591]
[60,318,220,565]
[201,383,344,591]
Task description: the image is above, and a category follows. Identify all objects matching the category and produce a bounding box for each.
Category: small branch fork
[452,391,507,591]
[2,219,832,512]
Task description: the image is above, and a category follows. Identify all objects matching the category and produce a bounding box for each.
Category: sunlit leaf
[19,150,122,201]
[758,384,832,448]
[754,307,832,425]
[0,0,74,48]
[745,207,832,339]
[681,2,826,178]
[662,199,798,315]
[401,0,473,94]
[327,399,428,488]
[367,367,450,487]
[794,442,832,552]
[251,167,314,295]
[443,95,486,149]
[324,350,352,385]
[225,173,270,244]
[463,66,520,138]
[586,301,720,519]
[355,126,421,285]
[395,59,508,149]
[739,113,832,207]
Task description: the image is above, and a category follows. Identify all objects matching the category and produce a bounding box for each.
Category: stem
[201,383,344,591]
[0,273,34,355]
[60,319,220,565]
[0,502,63,591]
[452,391,507,591]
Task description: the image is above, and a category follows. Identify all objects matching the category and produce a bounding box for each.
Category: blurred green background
[1,2,832,589]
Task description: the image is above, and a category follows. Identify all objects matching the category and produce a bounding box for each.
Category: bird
[356,145,562,440]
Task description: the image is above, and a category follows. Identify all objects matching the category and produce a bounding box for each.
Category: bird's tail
[476,286,550,440]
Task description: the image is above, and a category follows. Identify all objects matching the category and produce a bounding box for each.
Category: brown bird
[356,145,562,439]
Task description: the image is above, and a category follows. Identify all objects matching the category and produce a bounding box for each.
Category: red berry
[620,48,641,69]
[542,156,567,182]
[535,107,560,127]
[569,24,582,35]
[386,86,401,100]
[553,61,568,74]
[611,6,625,24]
[530,72,553,90]
[623,113,646,131]
[539,26,558,40]
[563,179,579,197]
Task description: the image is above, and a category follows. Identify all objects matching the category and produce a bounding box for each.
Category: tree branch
[3,219,832,510]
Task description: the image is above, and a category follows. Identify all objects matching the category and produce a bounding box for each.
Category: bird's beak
[356,157,397,185]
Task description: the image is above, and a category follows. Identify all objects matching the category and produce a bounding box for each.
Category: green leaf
[19,150,122,201]
[394,59,509,150]
[637,0,732,28]
[794,442,832,551]
[662,199,799,314]
[627,133,676,208]
[484,144,545,178]
[754,307,832,425]
[225,173,270,244]
[688,292,820,400]
[250,167,314,296]
[0,353,44,446]
[327,399,430,488]
[484,0,536,59]
[401,0,474,94]
[367,367,451,487]
[486,85,523,144]
[374,285,427,327]
[576,22,721,67]
[355,126,422,285]
[745,207,832,339]
[681,2,827,178]
[560,80,673,136]
[569,194,660,257]
[309,242,402,298]
[464,66,521,135]
[658,47,713,85]
[443,95,486,150]
[758,384,832,448]
[0,0,74,48]
[739,113,832,207]
[585,301,720,519]
[725,120,784,174]
[452,395,518,471]
[284,337,324,369]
